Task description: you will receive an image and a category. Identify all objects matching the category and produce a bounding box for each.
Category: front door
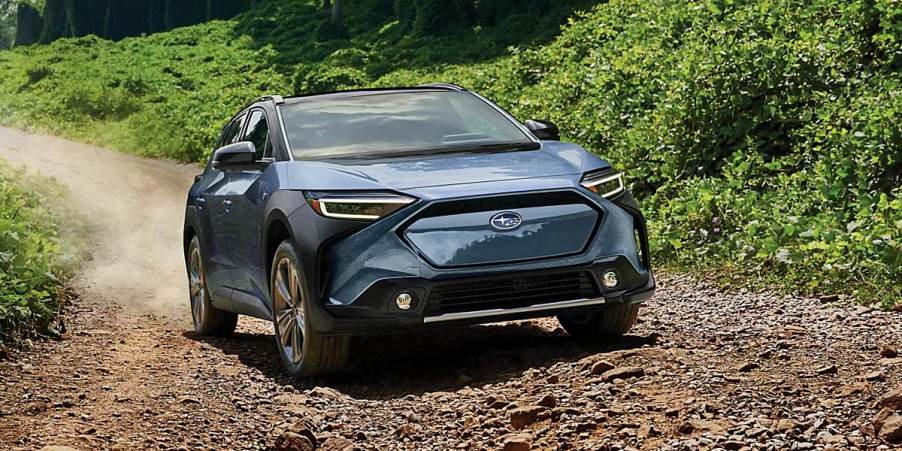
[222,108,275,307]
[199,112,247,300]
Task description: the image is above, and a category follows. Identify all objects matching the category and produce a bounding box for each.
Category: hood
[283,141,610,191]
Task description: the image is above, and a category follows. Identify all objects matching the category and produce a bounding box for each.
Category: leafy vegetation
[0,159,86,345]
[0,0,898,306]
[0,0,17,48]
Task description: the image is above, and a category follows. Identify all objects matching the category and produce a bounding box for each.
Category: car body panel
[275,142,611,191]
[184,87,654,334]
[402,201,599,267]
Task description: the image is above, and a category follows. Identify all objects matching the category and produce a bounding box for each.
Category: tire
[187,236,238,336]
[557,304,640,340]
[270,240,350,377]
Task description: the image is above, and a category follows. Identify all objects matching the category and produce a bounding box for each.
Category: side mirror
[212,142,264,171]
[524,119,560,141]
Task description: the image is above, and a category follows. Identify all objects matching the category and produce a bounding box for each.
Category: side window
[218,113,247,148]
[243,110,272,161]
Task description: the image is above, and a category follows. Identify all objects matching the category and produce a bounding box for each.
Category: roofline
[252,84,468,107]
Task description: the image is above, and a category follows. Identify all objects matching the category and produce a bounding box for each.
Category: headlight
[580,171,625,199]
[304,192,416,221]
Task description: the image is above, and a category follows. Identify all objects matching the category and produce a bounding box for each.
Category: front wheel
[557,304,640,340]
[187,236,237,336]
[270,241,350,377]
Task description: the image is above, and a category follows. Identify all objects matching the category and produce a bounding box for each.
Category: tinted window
[280,91,533,159]
[219,113,247,147]
[243,110,272,160]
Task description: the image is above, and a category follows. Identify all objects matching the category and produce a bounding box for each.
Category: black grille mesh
[425,271,598,315]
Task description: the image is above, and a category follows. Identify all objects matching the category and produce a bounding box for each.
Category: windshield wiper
[381,141,541,158]
[302,141,541,161]
[470,142,541,152]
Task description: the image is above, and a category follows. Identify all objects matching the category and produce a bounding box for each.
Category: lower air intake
[425,271,599,315]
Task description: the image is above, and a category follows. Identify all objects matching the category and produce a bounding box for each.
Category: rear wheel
[557,304,639,340]
[270,240,350,377]
[187,236,237,336]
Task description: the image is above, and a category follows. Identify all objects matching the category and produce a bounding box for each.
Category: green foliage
[380,0,901,306]
[294,64,370,93]
[234,0,593,70]
[0,159,84,344]
[0,2,15,49]
[0,25,290,160]
[0,0,898,306]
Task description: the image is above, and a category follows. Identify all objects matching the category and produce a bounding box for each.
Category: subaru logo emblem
[490,212,522,231]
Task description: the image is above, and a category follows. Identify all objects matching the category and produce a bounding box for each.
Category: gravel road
[0,127,899,450]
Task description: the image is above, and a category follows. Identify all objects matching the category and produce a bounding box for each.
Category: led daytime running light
[306,194,415,221]
[581,172,625,199]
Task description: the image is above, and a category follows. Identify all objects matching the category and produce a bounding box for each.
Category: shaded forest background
[6,0,249,45]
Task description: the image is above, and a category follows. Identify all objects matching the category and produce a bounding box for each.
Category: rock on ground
[1,274,899,450]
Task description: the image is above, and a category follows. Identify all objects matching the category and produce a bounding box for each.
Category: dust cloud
[0,127,199,319]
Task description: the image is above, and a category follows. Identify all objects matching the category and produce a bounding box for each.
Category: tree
[331,0,342,25]
[65,0,93,37]
[147,0,166,33]
[207,0,247,21]
[13,3,43,46]
[165,0,205,30]
[40,0,70,43]
[105,0,147,40]
[89,0,110,37]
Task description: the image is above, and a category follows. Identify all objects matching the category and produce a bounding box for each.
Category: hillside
[0,0,898,306]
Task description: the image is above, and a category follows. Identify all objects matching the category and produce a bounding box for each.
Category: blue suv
[183,84,655,376]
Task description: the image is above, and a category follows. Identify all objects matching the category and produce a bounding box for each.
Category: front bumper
[318,260,655,334]
[285,184,655,335]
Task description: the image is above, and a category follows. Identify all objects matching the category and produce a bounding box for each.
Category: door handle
[196,197,206,209]
[223,199,233,212]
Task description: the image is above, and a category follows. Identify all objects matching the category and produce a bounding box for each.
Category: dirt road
[0,127,899,450]
[0,126,197,318]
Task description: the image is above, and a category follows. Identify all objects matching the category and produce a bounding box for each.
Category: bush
[294,64,370,94]
[0,160,85,345]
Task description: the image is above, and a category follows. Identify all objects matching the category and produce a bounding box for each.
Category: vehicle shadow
[187,320,657,401]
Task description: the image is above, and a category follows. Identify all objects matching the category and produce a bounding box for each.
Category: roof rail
[258,95,285,105]
[416,83,467,91]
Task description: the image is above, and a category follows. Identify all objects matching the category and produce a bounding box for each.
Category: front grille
[398,190,603,268]
[404,190,596,221]
[425,271,599,316]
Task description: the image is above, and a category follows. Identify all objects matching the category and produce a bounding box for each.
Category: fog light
[602,271,619,289]
[395,292,413,310]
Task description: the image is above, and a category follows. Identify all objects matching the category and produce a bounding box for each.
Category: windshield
[280,91,535,159]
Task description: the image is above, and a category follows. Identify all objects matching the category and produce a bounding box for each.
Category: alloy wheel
[273,257,304,364]
[188,245,206,327]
